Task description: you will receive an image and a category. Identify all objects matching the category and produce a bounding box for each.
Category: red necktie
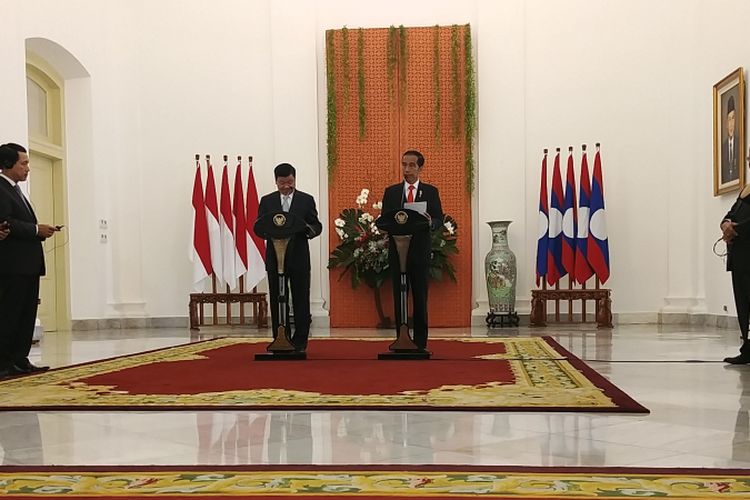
[407,185,415,203]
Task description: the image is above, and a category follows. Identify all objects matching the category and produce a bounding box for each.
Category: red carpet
[1,465,748,498]
[0,337,647,412]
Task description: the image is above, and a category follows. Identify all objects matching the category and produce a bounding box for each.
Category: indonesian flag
[535,152,549,286]
[245,158,266,290]
[547,151,566,285]
[219,161,237,290]
[232,161,248,280]
[574,151,594,283]
[205,160,224,286]
[190,159,212,290]
[561,150,578,280]
[587,150,610,284]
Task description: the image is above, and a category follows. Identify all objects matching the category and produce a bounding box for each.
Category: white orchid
[359,212,374,224]
[372,201,382,210]
[334,218,345,228]
[444,221,455,235]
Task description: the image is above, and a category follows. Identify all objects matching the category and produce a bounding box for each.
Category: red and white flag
[245,158,266,290]
[219,160,237,290]
[190,158,212,290]
[204,159,224,286]
[233,160,248,280]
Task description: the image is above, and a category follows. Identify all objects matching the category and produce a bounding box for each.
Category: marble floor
[1,323,750,469]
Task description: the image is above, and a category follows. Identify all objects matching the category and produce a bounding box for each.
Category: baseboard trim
[71,313,739,331]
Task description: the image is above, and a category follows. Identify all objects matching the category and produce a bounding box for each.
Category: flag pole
[248,155,260,324]
[594,142,602,309]
[567,145,574,322]
[194,153,203,323]
[580,144,588,321]
[206,154,219,325]
[542,148,548,298]
[554,147,561,322]
[237,155,246,325]
[223,154,232,325]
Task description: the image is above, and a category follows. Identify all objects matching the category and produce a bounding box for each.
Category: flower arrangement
[328,188,459,289]
[329,189,390,289]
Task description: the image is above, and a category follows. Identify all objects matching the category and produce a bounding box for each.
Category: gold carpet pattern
[1,469,749,497]
[0,338,622,410]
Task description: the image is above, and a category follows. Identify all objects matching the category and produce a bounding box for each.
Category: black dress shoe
[724,353,750,364]
[12,360,50,374]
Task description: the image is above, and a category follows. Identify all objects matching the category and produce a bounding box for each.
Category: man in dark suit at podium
[255,163,322,353]
[0,143,59,379]
[381,150,443,350]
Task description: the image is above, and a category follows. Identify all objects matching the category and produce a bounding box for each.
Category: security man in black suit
[0,143,59,378]
[381,150,443,350]
[254,163,322,353]
[722,147,750,364]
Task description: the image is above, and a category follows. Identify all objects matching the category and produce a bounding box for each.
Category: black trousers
[0,274,40,369]
[267,269,311,350]
[732,269,750,353]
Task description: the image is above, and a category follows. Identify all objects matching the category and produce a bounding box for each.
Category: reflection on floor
[1,324,749,468]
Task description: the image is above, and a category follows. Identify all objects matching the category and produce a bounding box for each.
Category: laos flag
[535,152,549,286]
[587,150,610,284]
[547,151,566,285]
[574,151,594,283]
[561,150,577,280]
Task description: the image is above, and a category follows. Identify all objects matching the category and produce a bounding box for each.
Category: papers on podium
[404,201,427,215]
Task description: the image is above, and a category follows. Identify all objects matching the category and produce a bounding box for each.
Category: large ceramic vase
[485,220,517,313]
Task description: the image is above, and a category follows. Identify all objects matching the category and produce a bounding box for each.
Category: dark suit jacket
[0,179,45,276]
[254,189,322,273]
[722,137,740,185]
[724,194,750,272]
[381,181,444,260]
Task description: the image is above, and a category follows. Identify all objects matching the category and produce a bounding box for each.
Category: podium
[375,209,431,360]
[254,211,308,361]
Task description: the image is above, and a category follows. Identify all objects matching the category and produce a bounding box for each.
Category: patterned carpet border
[0,465,748,498]
[0,337,648,413]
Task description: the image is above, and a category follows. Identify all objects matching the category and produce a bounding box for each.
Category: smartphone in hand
[0,221,9,230]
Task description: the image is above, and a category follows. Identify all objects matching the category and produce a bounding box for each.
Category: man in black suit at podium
[255,163,322,353]
[381,150,443,350]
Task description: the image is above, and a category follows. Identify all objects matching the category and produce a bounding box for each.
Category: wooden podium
[375,209,431,360]
[253,211,308,361]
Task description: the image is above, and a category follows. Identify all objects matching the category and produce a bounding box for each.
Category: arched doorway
[25,55,70,331]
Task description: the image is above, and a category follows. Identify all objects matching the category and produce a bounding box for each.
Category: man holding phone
[0,143,60,378]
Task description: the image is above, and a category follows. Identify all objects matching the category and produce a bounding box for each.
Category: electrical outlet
[99,219,108,230]
[724,305,728,312]
[100,234,108,243]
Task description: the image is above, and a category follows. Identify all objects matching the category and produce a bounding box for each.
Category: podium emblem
[273,214,287,227]
[395,210,409,225]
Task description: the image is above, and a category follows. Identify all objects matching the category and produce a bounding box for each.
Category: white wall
[0,0,745,322]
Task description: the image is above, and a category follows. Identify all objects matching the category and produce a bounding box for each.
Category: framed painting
[714,67,745,196]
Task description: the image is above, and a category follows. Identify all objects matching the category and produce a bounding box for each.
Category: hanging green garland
[357,28,366,139]
[326,30,337,179]
[399,25,407,110]
[464,24,476,195]
[433,25,441,142]
[386,26,397,102]
[450,25,460,138]
[341,26,350,111]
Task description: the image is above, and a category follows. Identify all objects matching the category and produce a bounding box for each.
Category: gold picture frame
[713,67,745,196]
